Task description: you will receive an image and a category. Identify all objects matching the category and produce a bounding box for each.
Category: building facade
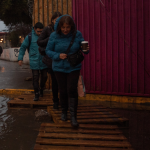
[0,32,10,49]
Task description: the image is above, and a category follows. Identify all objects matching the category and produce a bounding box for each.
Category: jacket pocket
[30,53,36,57]
[53,60,63,68]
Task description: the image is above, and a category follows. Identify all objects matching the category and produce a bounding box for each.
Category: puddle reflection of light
[0,67,5,72]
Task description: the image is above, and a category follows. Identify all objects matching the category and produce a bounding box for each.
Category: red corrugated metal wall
[72,0,150,96]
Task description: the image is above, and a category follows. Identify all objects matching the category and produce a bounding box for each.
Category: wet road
[0,97,150,150]
[0,96,11,139]
[0,60,32,89]
[0,60,150,150]
[80,100,150,150]
[0,96,52,150]
[0,60,52,150]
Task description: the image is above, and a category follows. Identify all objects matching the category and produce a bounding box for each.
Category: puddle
[0,96,14,139]
[0,95,52,150]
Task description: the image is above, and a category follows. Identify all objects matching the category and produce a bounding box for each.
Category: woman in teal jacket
[18,22,48,101]
[46,15,89,127]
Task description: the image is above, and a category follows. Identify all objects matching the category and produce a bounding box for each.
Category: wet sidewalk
[0,96,52,150]
[1,60,150,150]
[0,60,32,89]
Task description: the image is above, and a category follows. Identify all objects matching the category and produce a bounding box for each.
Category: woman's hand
[60,53,67,59]
[18,60,23,66]
[81,44,90,52]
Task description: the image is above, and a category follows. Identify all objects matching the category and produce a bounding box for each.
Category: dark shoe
[34,93,39,101]
[61,113,67,121]
[71,116,79,128]
[60,96,68,121]
[53,103,59,110]
[39,90,43,97]
[69,98,79,128]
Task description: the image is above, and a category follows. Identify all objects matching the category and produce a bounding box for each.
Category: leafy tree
[9,23,32,38]
[9,31,20,47]
[8,23,32,47]
[0,0,32,26]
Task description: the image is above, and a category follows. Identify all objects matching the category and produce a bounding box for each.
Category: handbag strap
[65,31,77,54]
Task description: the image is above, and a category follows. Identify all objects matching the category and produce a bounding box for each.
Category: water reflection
[0,66,5,72]
[0,96,14,139]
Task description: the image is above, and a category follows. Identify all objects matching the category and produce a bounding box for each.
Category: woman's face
[61,23,71,35]
[52,17,59,25]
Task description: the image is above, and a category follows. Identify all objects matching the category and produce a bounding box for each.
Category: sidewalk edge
[1,89,150,104]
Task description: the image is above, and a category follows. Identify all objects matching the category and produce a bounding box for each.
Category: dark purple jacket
[37,26,53,68]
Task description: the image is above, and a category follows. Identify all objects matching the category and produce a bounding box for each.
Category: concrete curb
[0,89,34,95]
[79,94,150,104]
[0,89,150,104]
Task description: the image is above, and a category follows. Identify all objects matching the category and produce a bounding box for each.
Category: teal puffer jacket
[18,28,47,70]
[45,15,89,73]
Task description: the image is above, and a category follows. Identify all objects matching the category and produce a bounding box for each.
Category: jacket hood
[54,14,76,32]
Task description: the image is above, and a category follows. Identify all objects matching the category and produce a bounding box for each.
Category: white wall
[0,48,29,64]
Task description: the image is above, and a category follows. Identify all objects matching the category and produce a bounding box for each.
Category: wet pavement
[80,100,150,150]
[0,96,150,150]
[0,60,51,149]
[0,96,52,150]
[112,108,150,150]
[0,60,150,150]
[0,60,32,89]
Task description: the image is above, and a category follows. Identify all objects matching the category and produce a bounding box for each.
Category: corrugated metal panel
[72,0,150,96]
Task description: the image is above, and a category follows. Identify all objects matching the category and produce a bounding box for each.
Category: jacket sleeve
[37,27,52,47]
[45,32,60,60]
[18,36,29,61]
[77,31,89,54]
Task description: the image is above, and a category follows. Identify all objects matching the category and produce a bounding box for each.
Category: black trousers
[32,69,47,93]
[55,70,80,111]
[48,68,59,103]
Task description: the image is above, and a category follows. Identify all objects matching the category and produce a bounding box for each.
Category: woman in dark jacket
[46,15,89,128]
[37,12,62,109]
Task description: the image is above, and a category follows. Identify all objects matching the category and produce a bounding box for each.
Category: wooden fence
[33,0,72,26]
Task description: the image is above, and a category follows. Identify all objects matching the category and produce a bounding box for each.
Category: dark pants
[48,68,59,103]
[55,70,80,111]
[32,69,47,93]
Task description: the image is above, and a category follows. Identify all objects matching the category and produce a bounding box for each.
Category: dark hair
[57,16,76,35]
[49,12,62,30]
[34,22,44,29]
